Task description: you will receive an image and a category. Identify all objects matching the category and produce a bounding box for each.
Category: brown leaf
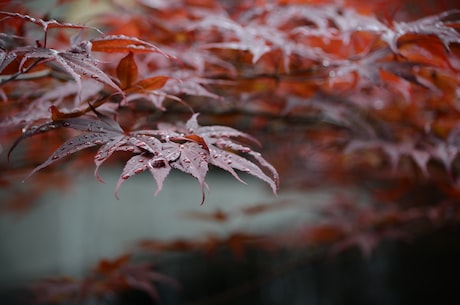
[91,35,175,59]
[116,52,138,89]
[127,75,170,93]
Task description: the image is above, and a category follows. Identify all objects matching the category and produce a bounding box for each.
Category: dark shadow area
[5,225,457,305]
[159,225,460,305]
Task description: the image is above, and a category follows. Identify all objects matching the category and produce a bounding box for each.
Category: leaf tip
[200,191,206,205]
[95,173,106,184]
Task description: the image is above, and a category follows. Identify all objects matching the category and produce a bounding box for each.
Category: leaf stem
[0,58,45,86]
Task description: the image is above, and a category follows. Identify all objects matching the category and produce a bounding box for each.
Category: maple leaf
[305,93,381,139]
[346,131,460,177]
[191,13,327,70]
[0,11,98,33]
[90,35,176,59]
[191,16,271,64]
[29,255,178,305]
[126,113,279,202]
[0,11,101,46]
[327,49,391,86]
[317,8,460,54]
[381,9,460,53]
[17,45,123,100]
[115,52,173,109]
[346,139,431,176]
[296,198,414,256]
[125,70,220,110]
[116,52,138,89]
[326,47,435,92]
[163,71,222,99]
[10,109,279,204]
[0,79,104,131]
[165,46,237,75]
[184,113,280,194]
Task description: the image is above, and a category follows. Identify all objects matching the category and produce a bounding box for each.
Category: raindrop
[52,155,59,160]
[96,155,104,161]
[121,174,130,179]
[134,168,144,174]
[183,158,191,163]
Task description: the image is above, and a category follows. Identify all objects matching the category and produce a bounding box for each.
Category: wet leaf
[11,112,278,203]
[91,35,175,59]
[116,52,138,89]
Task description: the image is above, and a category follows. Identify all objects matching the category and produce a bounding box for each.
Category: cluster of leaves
[60,0,459,254]
[0,2,279,205]
[2,0,460,303]
[28,255,178,305]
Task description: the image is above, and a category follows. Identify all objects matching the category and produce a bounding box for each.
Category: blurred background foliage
[1,0,460,304]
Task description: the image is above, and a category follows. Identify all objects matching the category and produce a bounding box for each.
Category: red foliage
[1,0,460,303]
[29,254,179,304]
